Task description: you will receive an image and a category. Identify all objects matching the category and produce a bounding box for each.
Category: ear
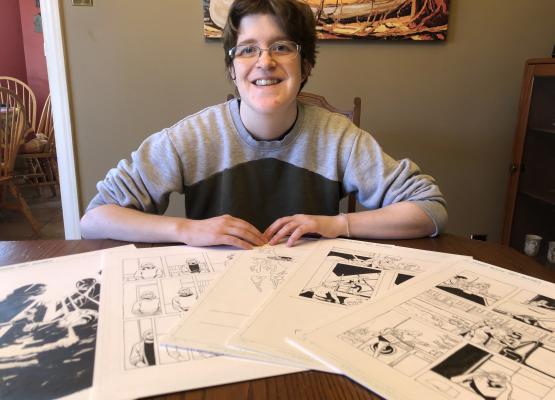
[229,65,236,81]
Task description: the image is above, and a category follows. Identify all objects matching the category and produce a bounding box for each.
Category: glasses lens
[270,41,298,57]
[234,45,259,58]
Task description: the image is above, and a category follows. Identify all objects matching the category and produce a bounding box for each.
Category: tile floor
[0,190,64,240]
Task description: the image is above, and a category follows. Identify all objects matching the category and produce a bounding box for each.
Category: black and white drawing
[401,286,555,379]
[124,257,164,281]
[339,309,460,376]
[0,263,101,400]
[165,254,212,277]
[162,275,212,314]
[298,247,431,307]
[436,271,515,307]
[130,284,161,316]
[121,251,229,373]
[494,292,555,332]
[247,247,295,293]
[126,319,157,368]
[171,287,196,312]
[299,249,382,306]
[423,344,554,399]
[292,259,555,400]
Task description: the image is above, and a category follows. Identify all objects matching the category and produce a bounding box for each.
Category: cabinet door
[503,60,555,262]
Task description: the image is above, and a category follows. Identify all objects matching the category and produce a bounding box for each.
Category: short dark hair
[223,0,317,89]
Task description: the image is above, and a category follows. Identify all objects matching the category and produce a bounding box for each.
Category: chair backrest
[226,91,362,213]
[0,88,27,178]
[297,92,361,213]
[297,92,361,128]
[37,94,55,152]
[0,76,37,132]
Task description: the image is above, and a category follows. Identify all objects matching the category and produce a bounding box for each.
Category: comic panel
[401,292,555,382]
[123,257,164,281]
[160,275,214,314]
[164,253,212,277]
[494,291,555,333]
[124,282,162,319]
[419,344,555,399]
[124,319,158,369]
[434,271,517,307]
[298,248,384,307]
[337,309,461,377]
[154,316,216,365]
[297,246,435,307]
[0,277,100,398]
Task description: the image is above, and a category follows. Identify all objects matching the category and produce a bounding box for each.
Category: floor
[0,189,64,240]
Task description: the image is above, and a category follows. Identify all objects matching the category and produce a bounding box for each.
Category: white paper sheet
[162,240,319,366]
[291,258,555,400]
[91,245,301,400]
[230,239,466,369]
[0,245,135,400]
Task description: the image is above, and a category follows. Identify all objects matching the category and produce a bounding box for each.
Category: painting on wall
[203,0,449,41]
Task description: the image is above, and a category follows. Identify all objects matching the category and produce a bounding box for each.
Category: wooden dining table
[0,234,553,400]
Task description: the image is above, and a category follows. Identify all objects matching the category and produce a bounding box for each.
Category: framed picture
[203,0,449,41]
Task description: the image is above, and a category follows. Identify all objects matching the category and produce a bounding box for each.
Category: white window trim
[41,0,81,239]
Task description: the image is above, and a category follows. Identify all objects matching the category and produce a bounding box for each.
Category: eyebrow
[236,36,290,46]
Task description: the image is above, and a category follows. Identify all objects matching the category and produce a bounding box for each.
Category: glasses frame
[228,40,301,62]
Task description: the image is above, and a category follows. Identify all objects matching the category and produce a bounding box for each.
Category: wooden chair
[0,76,37,134]
[17,94,59,197]
[227,92,362,212]
[296,92,361,213]
[0,88,41,235]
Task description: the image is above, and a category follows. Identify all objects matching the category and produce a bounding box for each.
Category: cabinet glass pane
[509,76,555,262]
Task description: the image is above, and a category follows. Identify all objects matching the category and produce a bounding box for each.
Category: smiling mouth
[253,79,281,86]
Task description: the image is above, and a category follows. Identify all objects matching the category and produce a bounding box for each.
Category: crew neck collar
[228,98,304,151]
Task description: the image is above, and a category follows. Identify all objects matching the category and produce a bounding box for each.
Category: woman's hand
[179,214,267,249]
[264,214,348,247]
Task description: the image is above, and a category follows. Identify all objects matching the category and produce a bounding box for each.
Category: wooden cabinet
[502,58,555,263]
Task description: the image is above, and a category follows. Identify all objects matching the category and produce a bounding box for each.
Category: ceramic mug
[524,234,542,257]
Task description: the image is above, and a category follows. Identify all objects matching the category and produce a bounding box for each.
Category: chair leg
[7,181,41,236]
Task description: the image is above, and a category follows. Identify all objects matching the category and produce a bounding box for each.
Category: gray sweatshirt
[87,99,447,234]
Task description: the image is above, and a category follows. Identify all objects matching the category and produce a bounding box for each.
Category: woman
[80,0,447,249]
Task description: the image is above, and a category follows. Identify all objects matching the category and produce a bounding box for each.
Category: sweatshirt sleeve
[342,130,448,236]
[85,130,184,215]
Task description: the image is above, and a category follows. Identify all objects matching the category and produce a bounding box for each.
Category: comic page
[291,258,555,400]
[229,239,465,369]
[91,245,301,400]
[0,245,134,400]
[163,240,319,366]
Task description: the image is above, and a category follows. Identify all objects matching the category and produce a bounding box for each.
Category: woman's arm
[264,201,436,247]
[81,204,266,249]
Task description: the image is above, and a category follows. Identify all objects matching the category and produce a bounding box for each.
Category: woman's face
[231,13,303,118]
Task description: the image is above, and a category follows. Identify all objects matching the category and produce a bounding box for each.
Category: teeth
[255,79,279,86]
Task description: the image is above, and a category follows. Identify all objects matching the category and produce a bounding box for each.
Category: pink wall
[19,0,49,114]
[0,0,27,82]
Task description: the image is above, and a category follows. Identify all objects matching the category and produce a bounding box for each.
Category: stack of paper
[6,237,552,400]
[288,258,555,399]
[164,239,466,371]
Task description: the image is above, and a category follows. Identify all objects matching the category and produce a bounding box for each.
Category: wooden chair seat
[16,94,59,197]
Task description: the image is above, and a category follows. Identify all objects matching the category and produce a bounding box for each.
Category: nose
[256,49,276,69]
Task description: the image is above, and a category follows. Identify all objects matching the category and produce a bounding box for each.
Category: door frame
[41,0,81,239]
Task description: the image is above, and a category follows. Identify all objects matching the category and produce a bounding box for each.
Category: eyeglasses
[229,40,301,61]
